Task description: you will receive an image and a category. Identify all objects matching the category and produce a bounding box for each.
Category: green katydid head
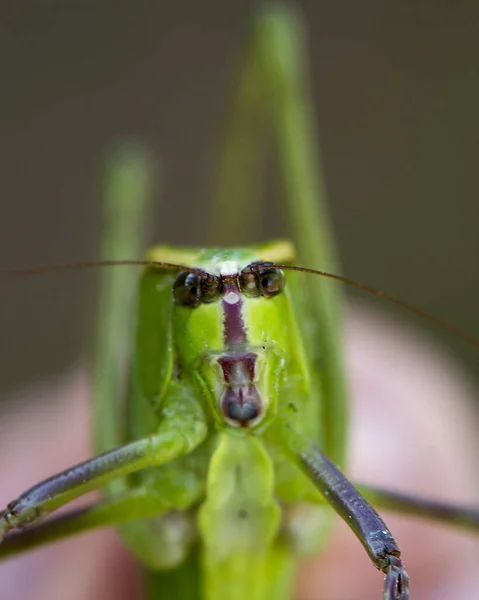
[147,240,298,431]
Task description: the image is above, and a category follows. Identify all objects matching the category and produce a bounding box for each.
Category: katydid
[2,239,479,600]
[1,4,479,600]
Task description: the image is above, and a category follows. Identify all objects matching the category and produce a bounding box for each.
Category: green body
[105,241,339,600]
[90,9,349,596]
[0,7,477,596]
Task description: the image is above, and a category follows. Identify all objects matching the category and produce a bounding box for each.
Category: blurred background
[0,1,478,398]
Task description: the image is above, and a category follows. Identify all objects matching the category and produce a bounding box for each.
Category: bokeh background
[1,1,478,398]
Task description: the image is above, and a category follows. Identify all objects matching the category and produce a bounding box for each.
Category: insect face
[171,259,288,430]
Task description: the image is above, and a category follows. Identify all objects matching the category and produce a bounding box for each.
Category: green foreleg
[0,399,206,541]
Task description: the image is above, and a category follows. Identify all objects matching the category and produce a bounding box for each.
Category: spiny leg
[0,400,206,542]
[281,424,409,600]
[358,483,479,532]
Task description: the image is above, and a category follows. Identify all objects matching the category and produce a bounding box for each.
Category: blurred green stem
[93,145,155,475]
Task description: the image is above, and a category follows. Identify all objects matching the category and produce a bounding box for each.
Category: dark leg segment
[0,403,206,542]
[358,483,479,531]
[0,487,175,560]
[281,425,409,600]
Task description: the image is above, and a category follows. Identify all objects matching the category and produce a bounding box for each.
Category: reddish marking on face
[218,353,262,426]
[221,282,247,348]
[218,353,257,383]
[218,281,263,426]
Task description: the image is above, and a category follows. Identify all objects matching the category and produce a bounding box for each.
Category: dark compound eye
[173,272,202,307]
[173,271,220,307]
[258,267,285,297]
[238,266,261,297]
[201,274,222,303]
[239,263,285,298]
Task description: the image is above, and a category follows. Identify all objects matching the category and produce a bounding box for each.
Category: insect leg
[0,406,207,542]
[0,486,178,560]
[281,425,409,600]
[357,483,479,531]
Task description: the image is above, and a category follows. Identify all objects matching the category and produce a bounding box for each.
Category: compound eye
[238,267,261,297]
[201,275,222,303]
[257,267,285,297]
[173,272,203,307]
[239,263,285,298]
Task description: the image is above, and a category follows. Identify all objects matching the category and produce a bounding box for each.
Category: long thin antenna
[1,260,206,279]
[265,264,479,350]
[2,258,479,350]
